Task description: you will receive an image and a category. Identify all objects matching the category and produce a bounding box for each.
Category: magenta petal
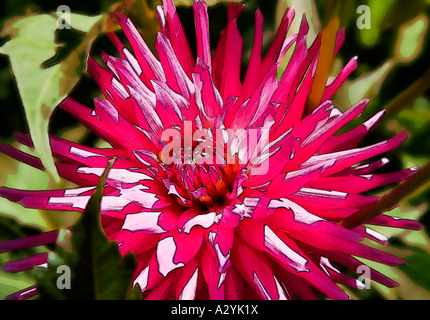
[212,4,244,100]
[155,32,195,100]
[115,13,166,84]
[2,253,48,273]
[162,0,195,76]
[192,58,223,120]
[243,9,264,96]
[6,286,38,300]
[193,0,211,71]
[0,232,58,254]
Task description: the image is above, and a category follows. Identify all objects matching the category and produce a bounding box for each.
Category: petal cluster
[0,0,422,300]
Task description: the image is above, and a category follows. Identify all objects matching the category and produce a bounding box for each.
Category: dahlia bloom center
[166,161,238,211]
[158,124,261,211]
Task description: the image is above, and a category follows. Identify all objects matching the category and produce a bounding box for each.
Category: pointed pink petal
[193,0,211,71]
[243,9,264,96]
[161,0,195,76]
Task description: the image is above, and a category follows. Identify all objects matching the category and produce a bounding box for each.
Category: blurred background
[0,0,429,300]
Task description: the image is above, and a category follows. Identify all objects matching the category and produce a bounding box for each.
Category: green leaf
[0,14,62,181]
[66,13,104,33]
[398,246,430,293]
[35,158,142,300]
[0,13,103,182]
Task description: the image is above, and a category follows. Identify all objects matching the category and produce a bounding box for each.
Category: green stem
[338,161,430,230]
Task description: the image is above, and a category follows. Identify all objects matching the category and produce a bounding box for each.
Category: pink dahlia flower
[0,0,422,300]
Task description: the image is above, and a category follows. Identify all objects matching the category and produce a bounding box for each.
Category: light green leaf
[346,61,393,106]
[394,14,428,63]
[66,13,103,33]
[0,15,64,181]
[0,13,103,182]
[404,230,428,246]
